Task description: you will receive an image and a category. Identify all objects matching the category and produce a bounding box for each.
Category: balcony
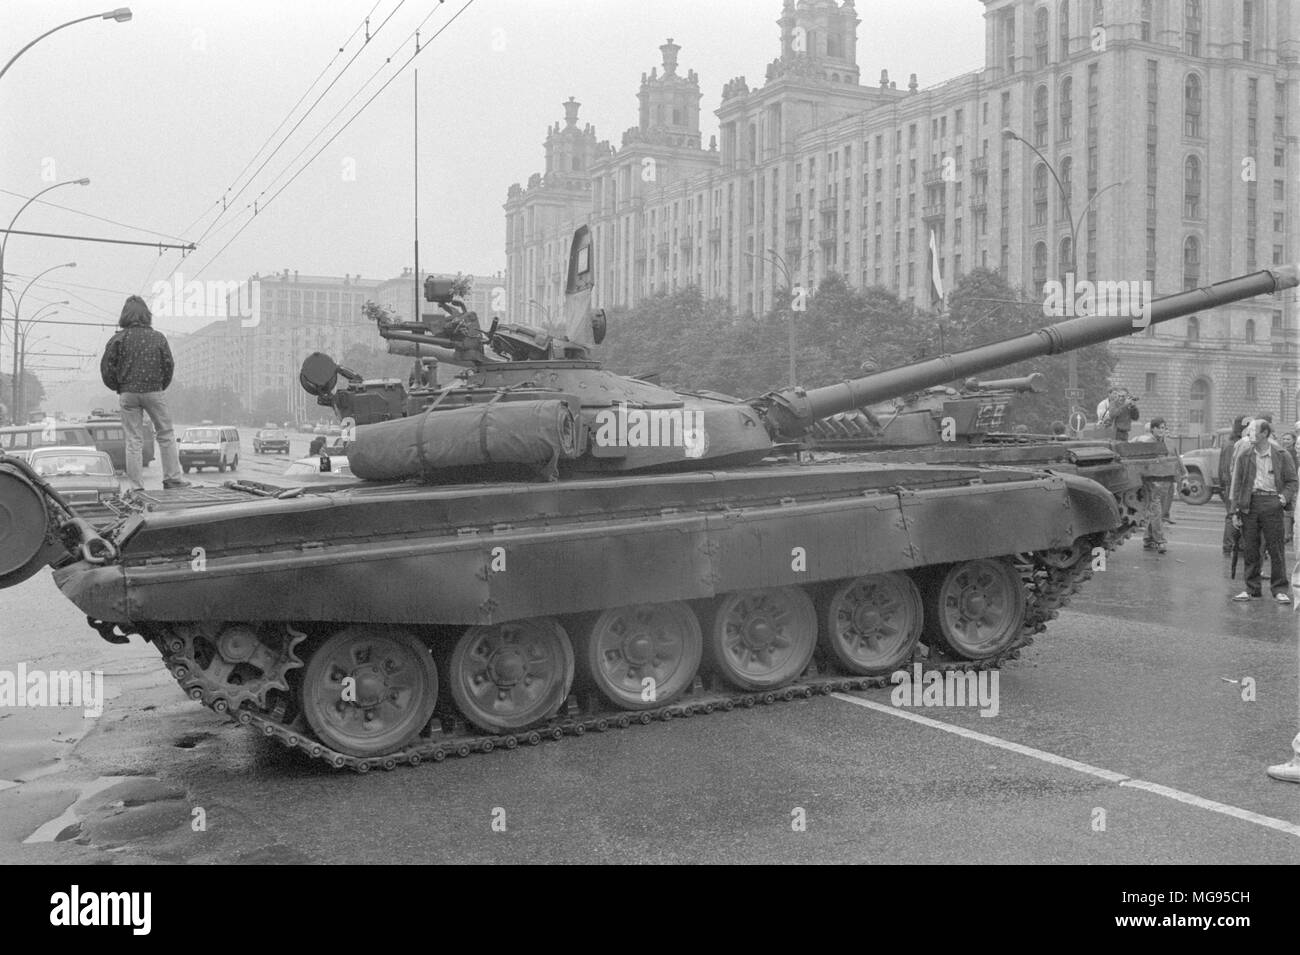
[969,194,987,212]
[786,205,804,222]
[922,166,945,185]
[819,229,837,247]
[633,243,647,260]
[921,203,945,221]
[680,234,693,250]
[708,226,722,242]
[970,155,988,174]
[657,240,670,257]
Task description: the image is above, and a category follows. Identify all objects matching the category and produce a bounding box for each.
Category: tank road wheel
[820,573,923,675]
[707,587,817,691]
[300,626,439,758]
[450,617,575,733]
[582,602,703,710]
[922,559,1026,661]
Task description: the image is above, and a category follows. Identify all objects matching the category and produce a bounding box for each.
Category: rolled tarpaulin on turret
[347,399,578,481]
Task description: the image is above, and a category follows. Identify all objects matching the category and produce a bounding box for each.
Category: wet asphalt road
[0,495,1297,865]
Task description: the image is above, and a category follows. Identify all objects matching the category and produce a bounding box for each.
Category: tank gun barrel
[964,373,1046,394]
[761,264,1300,437]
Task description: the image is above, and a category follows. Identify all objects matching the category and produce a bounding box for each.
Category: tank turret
[304,227,1300,482]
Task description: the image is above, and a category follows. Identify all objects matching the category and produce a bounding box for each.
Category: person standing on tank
[1230,420,1296,603]
[100,295,189,491]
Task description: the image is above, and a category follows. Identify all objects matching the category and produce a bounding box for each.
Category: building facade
[505,0,1300,435]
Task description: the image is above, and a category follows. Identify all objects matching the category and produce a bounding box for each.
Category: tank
[803,372,1181,536]
[3,230,1296,770]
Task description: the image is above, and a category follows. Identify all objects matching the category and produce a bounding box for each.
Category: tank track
[143,533,1116,773]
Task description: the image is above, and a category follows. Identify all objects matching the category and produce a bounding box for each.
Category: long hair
[119,295,152,328]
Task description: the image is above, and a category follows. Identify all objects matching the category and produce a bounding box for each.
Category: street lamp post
[3,260,76,424]
[744,247,799,386]
[2,179,88,417]
[15,306,63,421]
[0,8,133,83]
[1002,128,1128,421]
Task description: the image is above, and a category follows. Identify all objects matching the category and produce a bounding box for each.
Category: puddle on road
[24,776,137,843]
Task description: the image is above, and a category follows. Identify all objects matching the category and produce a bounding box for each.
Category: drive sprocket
[155,622,307,713]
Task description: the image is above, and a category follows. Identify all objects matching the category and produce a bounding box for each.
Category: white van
[178,426,241,473]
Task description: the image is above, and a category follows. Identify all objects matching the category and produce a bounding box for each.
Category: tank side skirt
[56,478,1113,626]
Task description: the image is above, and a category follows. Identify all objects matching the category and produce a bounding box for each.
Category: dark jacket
[1230,444,1298,513]
[1218,441,1237,494]
[100,324,175,394]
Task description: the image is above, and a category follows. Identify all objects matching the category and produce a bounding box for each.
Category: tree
[167,383,245,425]
[0,370,46,423]
[251,388,289,425]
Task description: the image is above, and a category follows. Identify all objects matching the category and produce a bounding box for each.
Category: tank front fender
[1060,473,1122,537]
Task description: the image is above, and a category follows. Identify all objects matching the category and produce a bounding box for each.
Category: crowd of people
[1109,407,1299,785]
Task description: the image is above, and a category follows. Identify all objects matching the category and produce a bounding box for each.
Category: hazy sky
[1,0,986,392]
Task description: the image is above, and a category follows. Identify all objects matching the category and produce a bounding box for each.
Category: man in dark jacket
[100,295,188,490]
[1219,415,1246,555]
[1230,420,1297,602]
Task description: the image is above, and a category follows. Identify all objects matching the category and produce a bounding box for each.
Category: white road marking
[832,693,1300,838]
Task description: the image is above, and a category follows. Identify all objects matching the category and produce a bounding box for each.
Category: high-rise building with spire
[505,0,1300,434]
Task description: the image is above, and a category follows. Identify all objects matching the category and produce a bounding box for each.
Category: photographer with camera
[1097,387,1140,441]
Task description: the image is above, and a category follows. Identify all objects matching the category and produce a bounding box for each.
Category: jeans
[1153,481,1175,529]
[1241,492,1288,596]
[1142,480,1166,546]
[120,391,182,487]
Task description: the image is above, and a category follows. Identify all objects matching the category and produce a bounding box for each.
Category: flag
[929,228,944,302]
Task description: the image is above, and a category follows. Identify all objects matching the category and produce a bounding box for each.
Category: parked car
[0,423,95,462]
[284,455,352,478]
[178,426,241,473]
[84,410,155,470]
[1179,427,1233,505]
[253,429,291,454]
[26,447,120,520]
